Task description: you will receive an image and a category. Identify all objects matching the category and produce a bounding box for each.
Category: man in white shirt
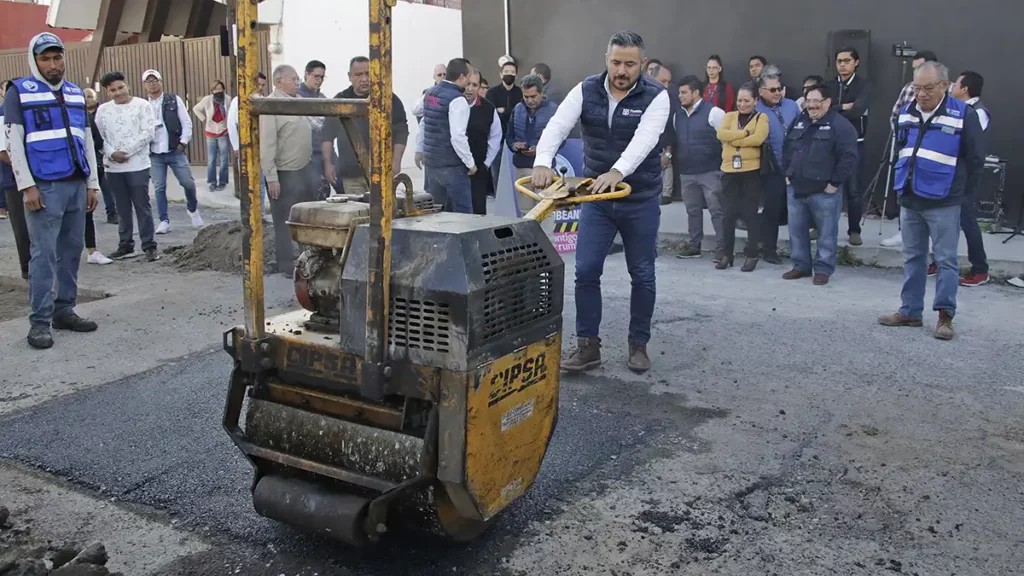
[531,31,670,374]
[142,69,201,233]
[95,71,158,261]
[412,64,447,123]
[414,58,476,214]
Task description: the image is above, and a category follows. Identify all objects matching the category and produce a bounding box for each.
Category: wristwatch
[663,151,673,158]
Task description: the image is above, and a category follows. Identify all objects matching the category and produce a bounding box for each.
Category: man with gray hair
[532,30,669,374]
[646,63,676,205]
[260,64,316,277]
[878,61,985,341]
[412,63,448,123]
[755,64,800,262]
[505,73,557,215]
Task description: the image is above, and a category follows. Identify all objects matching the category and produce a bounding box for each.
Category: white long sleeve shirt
[148,93,192,154]
[484,109,502,168]
[228,96,239,151]
[414,83,475,170]
[535,77,671,177]
[681,98,725,129]
[95,97,156,173]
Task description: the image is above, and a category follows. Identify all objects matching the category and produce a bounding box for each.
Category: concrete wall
[465,0,1023,221]
[260,0,463,175]
[461,0,504,83]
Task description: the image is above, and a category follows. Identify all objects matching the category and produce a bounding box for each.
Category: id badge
[732,154,742,170]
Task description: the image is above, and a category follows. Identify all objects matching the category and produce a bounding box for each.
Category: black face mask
[502,75,516,86]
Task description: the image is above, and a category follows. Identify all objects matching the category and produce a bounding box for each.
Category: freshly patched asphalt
[2,254,1023,575]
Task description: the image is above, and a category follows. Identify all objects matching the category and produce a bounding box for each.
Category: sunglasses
[763,87,784,94]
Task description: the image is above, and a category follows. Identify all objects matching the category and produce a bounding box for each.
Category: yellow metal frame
[235,0,397,394]
[514,176,631,222]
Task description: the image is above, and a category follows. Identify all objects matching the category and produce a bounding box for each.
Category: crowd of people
[0,28,1018,355]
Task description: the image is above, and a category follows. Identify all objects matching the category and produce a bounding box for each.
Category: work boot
[27,325,53,349]
[935,310,955,340]
[878,312,923,328]
[627,343,651,374]
[676,246,701,259]
[52,313,98,333]
[849,232,863,246]
[562,338,601,373]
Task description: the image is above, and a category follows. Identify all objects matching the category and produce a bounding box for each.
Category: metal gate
[0,32,271,166]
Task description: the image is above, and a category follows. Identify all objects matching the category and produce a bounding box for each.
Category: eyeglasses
[143,79,160,84]
[310,74,325,80]
[804,98,826,105]
[912,82,942,93]
[836,57,854,64]
[763,87,783,94]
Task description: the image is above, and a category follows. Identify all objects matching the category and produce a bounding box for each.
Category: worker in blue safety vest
[2,32,101,349]
[878,61,985,341]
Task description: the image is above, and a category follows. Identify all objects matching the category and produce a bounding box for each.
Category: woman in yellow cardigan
[716,82,769,271]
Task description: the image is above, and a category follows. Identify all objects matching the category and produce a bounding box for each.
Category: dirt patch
[164,221,277,275]
[1,504,121,575]
[0,278,109,323]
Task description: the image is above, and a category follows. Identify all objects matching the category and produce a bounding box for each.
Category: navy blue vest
[893,96,967,200]
[422,81,466,169]
[13,78,90,182]
[579,73,663,201]
[674,100,722,175]
[158,93,184,151]
[510,99,557,168]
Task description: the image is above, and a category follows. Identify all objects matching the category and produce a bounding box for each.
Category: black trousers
[4,186,31,278]
[470,166,492,215]
[759,172,786,257]
[722,171,761,259]
[269,164,317,275]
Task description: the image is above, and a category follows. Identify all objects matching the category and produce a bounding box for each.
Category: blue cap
[33,33,65,55]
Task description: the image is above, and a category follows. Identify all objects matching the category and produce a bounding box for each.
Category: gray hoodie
[2,32,99,191]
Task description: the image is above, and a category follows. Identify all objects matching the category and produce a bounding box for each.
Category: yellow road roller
[222,0,629,545]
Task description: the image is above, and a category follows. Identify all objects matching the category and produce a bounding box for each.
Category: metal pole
[363,0,395,397]
[237,0,265,340]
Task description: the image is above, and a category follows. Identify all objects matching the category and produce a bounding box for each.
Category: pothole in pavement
[0,277,110,323]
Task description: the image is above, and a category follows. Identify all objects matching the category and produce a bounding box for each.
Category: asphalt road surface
[1,252,1023,576]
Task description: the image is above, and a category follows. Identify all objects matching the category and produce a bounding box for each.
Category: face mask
[503,75,516,86]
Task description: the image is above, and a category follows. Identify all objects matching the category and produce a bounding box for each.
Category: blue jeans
[206,135,230,186]
[959,196,988,275]
[151,151,198,223]
[900,204,961,319]
[425,165,473,214]
[787,186,843,276]
[576,196,660,346]
[24,179,86,327]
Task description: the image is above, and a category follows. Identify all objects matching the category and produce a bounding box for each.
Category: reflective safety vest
[893,96,967,200]
[14,78,91,182]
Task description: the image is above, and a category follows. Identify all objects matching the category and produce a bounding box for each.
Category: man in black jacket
[782,84,858,286]
[322,56,410,196]
[826,47,871,245]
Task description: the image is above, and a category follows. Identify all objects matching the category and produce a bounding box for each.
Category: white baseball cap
[142,69,162,82]
[498,55,516,68]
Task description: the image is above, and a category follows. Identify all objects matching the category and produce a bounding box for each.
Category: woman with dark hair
[716,82,768,272]
[194,80,231,190]
[704,55,735,112]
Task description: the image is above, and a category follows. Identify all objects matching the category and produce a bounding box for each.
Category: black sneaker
[106,212,119,225]
[52,313,98,332]
[27,325,54,349]
[109,246,139,260]
[145,247,161,262]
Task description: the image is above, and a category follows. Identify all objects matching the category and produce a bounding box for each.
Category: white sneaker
[87,251,114,265]
[189,210,204,227]
[156,220,171,234]
[1008,276,1024,288]
[880,232,903,248]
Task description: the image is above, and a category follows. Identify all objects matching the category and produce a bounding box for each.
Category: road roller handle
[514,170,631,222]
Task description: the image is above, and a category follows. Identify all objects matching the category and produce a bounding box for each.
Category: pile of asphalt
[0,504,120,576]
[164,221,277,275]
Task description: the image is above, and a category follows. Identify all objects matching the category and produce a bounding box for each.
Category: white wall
[259,0,463,176]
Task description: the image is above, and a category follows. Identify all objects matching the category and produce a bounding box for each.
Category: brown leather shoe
[627,343,651,374]
[813,273,829,286]
[783,269,812,280]
[563,338,601,373]
[935,310,955,340]
[878,312,923,327]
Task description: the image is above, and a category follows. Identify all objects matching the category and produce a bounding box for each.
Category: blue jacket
[894,95,986,209]
[505,99,557,169]
[783,109,859,198]
[421,81,466,169]
[10,77,91,182]
[755,98,800,169]
[580,72,664,201]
